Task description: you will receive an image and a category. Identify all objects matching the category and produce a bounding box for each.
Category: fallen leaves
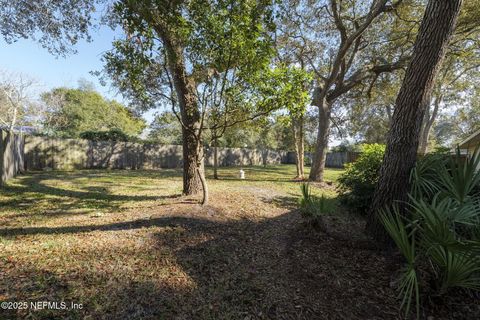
[0,166,476,319]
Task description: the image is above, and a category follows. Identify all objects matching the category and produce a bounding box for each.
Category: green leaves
[41,87,146,138]
[380,207,416,265]
[440,148,480,204]
[298,183,332,222]
[409,153,447,199]
[380,206,419,318]
[380,148,480,317]
[102,0,281,145]
[0,0,97,56]
[338,144,385,214]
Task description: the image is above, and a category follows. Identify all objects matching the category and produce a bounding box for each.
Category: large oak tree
[276,0,409,182]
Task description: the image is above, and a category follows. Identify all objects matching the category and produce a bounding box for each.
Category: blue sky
[0,24,120,98]
[0,23,158,125]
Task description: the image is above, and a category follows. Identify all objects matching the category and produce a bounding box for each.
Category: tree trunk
[418,93,442,154]
[182,133,203,195]
[262,149,267,167]
[366,0,463,243]
[299,117,305,178]
[213,136,219,179]
[9,107,17,132]
[292,115,305,179]
[163,37,203,195]
[309,97,331,182]
[418,102,431,155]
[197,167,208,206]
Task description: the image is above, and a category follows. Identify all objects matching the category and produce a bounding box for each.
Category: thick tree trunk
[164,38,203,195]
[292,115,305,179]
[309,97,331,182]
[213,136,219,180]
[366,0,463,243]
[182,132,203,195]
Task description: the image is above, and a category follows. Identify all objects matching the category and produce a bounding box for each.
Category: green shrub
[299,183,332,224]
[80,128,130,142]
[409,149,451,200]
[330,142,361,153]
[337,144,385,215]
[381,148,480,318]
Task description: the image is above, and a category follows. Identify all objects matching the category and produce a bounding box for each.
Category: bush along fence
[0,130,25,185]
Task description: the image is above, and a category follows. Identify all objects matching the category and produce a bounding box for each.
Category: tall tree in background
[276,0,409,182]
[274,23,310,179]
[345,72,402,143]
[342,0,479,149]
[435,86,480,145]
[418,54,479,153]
[291,114,305,179]
[201,65,305,180]
[366,0,464,242]
[0,70,38,132]
[285,70,312,180]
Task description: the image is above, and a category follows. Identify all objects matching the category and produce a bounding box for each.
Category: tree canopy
[41,87,146,138]
[0,0,98,55]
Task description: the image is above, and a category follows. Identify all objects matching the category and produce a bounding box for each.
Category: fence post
[0,130,5,185]
[0,130,24,185]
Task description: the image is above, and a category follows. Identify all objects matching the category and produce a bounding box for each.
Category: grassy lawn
[0,165,403,319]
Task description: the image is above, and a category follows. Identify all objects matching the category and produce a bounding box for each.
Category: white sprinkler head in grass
[239,169,245,179]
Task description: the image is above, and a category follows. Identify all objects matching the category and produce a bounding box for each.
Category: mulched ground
[0,169,478,319]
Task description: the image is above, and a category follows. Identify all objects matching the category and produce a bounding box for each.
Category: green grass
[0,165,342,225]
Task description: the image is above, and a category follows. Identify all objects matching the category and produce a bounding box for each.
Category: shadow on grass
[0,215,213,237]
[1,210,402,319]
[258,191,340,213]
[259,194,300,208]
[0,169,184,219]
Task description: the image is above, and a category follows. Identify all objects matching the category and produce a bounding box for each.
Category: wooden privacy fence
[325,151,360,168]
[286,151,360,168]
[0,130,25,185]
[24,136,288,171]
